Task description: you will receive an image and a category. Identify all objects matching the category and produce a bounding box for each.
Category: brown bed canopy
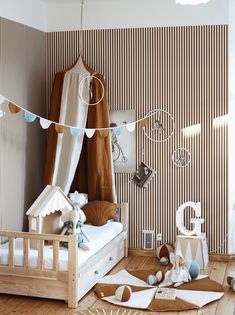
[44,57,115,202]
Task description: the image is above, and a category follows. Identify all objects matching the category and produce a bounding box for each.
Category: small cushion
[82,200,116,226]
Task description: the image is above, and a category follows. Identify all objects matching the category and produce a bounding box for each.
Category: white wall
[46,0,228,32]
[0,0,229,32]
[0,0,47,31]
[228,0,235,254]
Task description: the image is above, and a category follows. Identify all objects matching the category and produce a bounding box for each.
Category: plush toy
[115,285,132,302]
[159,252,191,288]
[160,256,170,266]
[156,243,174,260]
[187,260,200,280]
[147,271,163,285]
[227,275,235,291]
[61,206,90,251]
[69,191,88,208]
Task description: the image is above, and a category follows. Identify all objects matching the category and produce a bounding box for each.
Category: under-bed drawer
[77,240,124,301]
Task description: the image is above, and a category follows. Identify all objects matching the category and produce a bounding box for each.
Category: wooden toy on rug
[115,285,132,302]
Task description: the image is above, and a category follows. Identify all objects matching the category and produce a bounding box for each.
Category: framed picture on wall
[110,110,136,173]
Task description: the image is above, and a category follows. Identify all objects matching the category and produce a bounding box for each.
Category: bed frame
[0,203,128,308]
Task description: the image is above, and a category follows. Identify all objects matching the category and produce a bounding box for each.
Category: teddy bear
[61,206,90,251]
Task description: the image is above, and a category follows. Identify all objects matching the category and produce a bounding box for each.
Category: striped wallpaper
[46,25,228,253]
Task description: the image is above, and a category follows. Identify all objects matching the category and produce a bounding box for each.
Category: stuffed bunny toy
[61,206,90,251]
[159,252,191,288]
[69,191,88,208]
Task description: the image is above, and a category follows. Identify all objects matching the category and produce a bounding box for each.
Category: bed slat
[8,237,15,268]
[53,240,59,272]
[23,238,29,268]
[38,240,44,270]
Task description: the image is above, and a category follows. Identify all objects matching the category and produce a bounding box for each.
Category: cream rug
[94,269,224,312]
[71,309,148,315]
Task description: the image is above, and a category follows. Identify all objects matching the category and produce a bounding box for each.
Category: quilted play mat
[94,269,224,312]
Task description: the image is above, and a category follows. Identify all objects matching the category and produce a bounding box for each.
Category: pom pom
[227,276,233,286]
[115,285,132,302]
[147,271,163,285]
[188,260,200,280]
[160,256,170,266]
[156,243,174,259]
[231,278,235,292]
[147,275,158,285]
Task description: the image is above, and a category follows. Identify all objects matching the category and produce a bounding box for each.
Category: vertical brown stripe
[46,25,228,254]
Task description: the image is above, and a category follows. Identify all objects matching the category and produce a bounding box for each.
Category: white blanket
[0,222,123,270]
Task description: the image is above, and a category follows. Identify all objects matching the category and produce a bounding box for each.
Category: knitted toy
[61,206,90,251]
[147,271,163,285]
[227,275,235,291]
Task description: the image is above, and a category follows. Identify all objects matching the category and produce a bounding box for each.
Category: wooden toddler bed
[0,203,128,308]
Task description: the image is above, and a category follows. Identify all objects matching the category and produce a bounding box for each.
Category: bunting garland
[0,94,174,140]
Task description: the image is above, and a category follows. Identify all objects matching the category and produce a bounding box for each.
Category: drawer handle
[94,270,99,275]
[109,256,114,262]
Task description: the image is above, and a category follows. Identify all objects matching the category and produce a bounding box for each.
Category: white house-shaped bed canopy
[26,185,73,236]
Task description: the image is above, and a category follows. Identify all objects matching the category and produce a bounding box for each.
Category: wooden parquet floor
[0,256,234,315]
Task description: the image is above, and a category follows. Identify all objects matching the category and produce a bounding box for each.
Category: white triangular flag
[85,129,96,138]
[126,122,136,132]
[0,95,6,104]
[40,118,52,129]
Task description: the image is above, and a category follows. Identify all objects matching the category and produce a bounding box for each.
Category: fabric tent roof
[26,185,73,217]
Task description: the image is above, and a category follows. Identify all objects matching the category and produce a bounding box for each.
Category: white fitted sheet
[0,222,123,271]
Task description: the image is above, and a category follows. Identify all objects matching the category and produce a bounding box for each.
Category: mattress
[0,221,123,271]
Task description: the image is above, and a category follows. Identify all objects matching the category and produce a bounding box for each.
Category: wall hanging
[142,109,174,143]
[110,110,136,173]
[171,148,191,168]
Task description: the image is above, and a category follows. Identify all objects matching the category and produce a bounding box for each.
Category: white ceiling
[40,0,80,3]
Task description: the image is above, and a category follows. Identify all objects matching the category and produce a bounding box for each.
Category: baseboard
[209,253,235,262]
[128,249,156,257]
[128,248,235,262]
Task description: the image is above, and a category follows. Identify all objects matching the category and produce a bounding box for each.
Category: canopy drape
[44,57,116,202]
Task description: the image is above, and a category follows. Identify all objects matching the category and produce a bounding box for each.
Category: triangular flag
[0,95,6,104]
[55,124,66,134]
[70,127,83,137]
[40,118,52,129]
[113,127,122,136]
[8,102,21,114]
[24,111,37,123]
[126,122,136,132]
[139,118,148,127]
[98,130,109,138]
[85,129,96,138]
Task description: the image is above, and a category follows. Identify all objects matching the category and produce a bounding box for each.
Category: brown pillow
[82,200,116,226]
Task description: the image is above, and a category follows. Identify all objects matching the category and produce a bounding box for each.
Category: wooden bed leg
[68,234,78,308]
[68,298,78,308]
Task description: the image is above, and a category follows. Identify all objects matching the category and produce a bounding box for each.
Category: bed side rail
[0,230,76,274]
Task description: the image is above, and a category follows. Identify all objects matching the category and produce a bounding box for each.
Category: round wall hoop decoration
[142,109,175,143]
[172,147,191,168]
[79,75,105,106]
